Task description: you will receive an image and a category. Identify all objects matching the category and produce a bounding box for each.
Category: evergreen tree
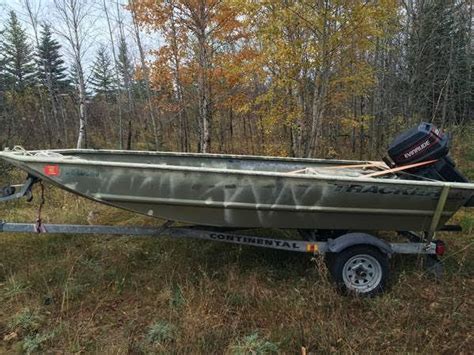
[0,29,6,112]
[36,24,70,92]
[89,46,116,99]
[0,28,6,91]
[1,11,36,91]
[117,37,135,150]
[407,0,472,125]
[117,37,134,90]
[69,62,91,98]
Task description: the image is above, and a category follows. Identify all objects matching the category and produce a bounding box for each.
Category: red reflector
[435,240,446,256]
[43,165,60,176]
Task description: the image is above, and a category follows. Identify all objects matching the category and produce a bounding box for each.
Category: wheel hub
[342,254,383,293]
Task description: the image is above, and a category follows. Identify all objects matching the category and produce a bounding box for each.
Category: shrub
[230,333,279,354]
[146,320,176,345]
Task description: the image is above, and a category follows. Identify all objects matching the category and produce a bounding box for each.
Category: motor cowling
[387,122,468,182]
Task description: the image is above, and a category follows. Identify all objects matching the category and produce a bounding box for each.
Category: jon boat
[1,123,473,296]
[0,138,472,233]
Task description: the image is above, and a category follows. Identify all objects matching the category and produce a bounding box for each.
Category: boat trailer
[0,176,450,297]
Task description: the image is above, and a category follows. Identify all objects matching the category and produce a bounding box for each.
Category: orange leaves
[149,52,173,90]
[129,0,254,133]
[127,0,170,28]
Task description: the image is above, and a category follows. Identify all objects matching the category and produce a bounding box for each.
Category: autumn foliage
[128,0,398,156]
[1,0,471,157]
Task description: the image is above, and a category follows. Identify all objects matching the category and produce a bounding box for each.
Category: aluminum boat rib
[0,148,473,232]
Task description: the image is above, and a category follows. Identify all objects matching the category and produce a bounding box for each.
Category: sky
[0,0,162,80]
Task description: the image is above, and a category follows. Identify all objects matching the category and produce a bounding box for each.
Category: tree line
[0,0,472,159]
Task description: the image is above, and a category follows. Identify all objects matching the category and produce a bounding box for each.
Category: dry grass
[0,142,473,353]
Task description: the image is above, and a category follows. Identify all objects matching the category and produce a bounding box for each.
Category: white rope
[34,151,65,158]
[12,146,33,156]
[7,146,78,160]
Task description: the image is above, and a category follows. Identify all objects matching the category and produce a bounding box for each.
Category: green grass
[8,308,42,334]
[0,138,473,353]
[0,192,472,353]
[146,320,176,345]
[230,333,279,354]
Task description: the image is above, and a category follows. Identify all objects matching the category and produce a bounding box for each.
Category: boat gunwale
[29,148,373,165]
[1,149,474,191]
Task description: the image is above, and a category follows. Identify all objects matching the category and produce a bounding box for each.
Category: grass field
[0,144,473,353]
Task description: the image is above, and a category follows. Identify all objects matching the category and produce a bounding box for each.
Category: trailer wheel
[329,245,389,297]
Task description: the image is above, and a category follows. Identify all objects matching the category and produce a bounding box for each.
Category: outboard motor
[386,122,468,182]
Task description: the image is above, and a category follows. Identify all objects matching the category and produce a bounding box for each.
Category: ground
[0,146,473,353]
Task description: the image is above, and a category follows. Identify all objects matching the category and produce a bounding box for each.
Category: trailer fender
[327,233,393,256]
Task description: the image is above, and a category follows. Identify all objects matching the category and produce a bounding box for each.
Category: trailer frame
[0,220,440,256]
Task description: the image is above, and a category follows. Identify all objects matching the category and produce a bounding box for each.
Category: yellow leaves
[330,63,375,99]
[230,0,398,133]
[341,115,374,132]
[250,85,303,138]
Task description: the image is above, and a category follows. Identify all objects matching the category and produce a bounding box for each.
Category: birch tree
[53,0,92,148]
[129,0,161,150]
[103,0,123,149]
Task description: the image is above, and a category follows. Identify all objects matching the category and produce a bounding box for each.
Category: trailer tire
[329,245,389,297]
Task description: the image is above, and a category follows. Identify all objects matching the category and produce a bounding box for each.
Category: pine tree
[1,11,36,91]
[69,62,91,98]
[407,0,472,125]
[36,24,70,92]
[0,28,6,114]
[117,37,135,150]
[89,46,116,99]
[0,28,6,91]
[117,37,133,90]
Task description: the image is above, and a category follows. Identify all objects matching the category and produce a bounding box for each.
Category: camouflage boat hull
[1,149,473,232]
